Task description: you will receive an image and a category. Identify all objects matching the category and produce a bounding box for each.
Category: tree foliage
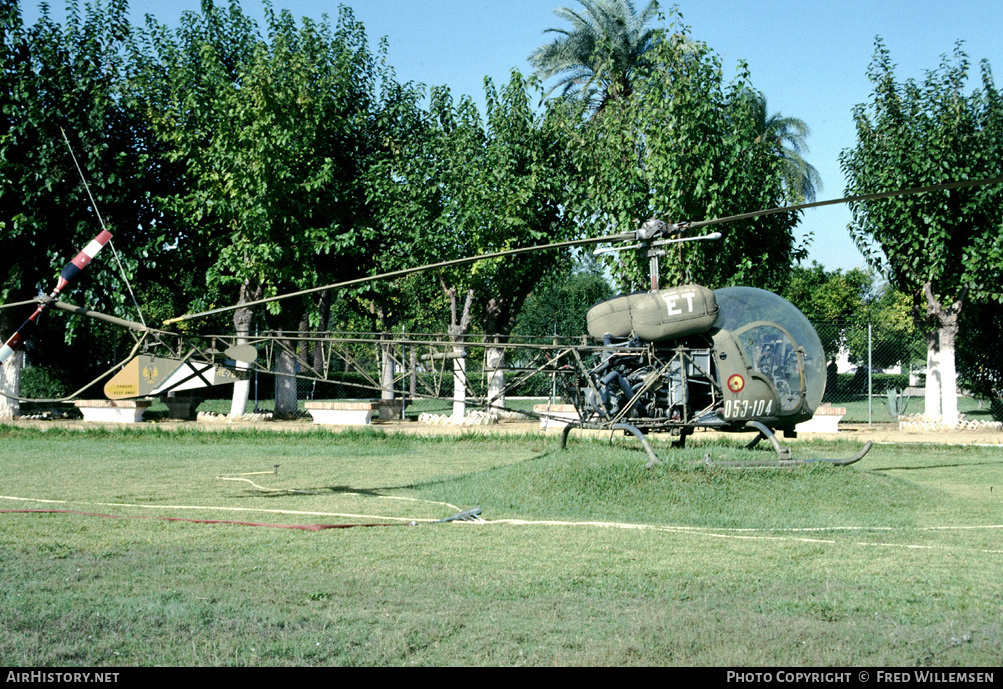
[0,0,166,383]
[368,71,580,338]
[840,39,1003,422]
[365,71,580,408]
[957,299,1003,420]
[780,262,870,362]
[512,256,612,340]
[134,1,393,412]
[573,26,806,292]
[782,263,922,384]
[844,283,923,371]
[529,0,661,113]
[841,40,1003,307]
[136,2,380,322]
[736,91,823,203]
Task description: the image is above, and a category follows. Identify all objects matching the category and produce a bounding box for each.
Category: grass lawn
[1,425,1001,666]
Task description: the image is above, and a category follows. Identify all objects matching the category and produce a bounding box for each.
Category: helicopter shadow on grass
[381,449,562,494]
[227,485,385,500]
[868,458,1003,472]
[222,448,561,499]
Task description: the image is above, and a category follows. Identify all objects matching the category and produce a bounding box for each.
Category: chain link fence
[812,320,925,423]
[275,323,937,424]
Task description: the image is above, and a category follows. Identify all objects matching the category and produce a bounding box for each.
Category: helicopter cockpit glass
[713,287,826,413]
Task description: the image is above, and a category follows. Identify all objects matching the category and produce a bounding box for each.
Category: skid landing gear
[707,421,873,467]
[561,422,661,468]
[742,421,792,461]
[560,420,873,469]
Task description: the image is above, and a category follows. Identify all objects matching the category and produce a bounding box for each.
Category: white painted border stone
[305,401,379,426]
[532,404,581,430]
[795,405,845,433]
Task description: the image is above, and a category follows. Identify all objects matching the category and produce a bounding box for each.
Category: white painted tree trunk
[381,341,395,401]
[451,346,467,419]
[229,377,251,416]
[229,334,252,417]
[229,282,259,417]
[444,286,474,421]
[924,337,941,421]
[939,327,959,427]
[919,283,965,426]
[0,349,22,419]
[485,346,505,412]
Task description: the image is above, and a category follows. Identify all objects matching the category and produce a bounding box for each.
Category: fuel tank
[586,285,719,342]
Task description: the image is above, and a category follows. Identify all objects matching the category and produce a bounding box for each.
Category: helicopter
[3,171,1001,467]
[516,219,871,468]
[560,275,850,467]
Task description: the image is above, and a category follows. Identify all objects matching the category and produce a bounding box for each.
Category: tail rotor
[0,229,113,365]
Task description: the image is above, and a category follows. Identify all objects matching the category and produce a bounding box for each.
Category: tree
[572,29,807,294]
[957,299,1003,420]
[840,40,1003,425]
[137,2,382,415]
[512,256,613,339]
[366,72,579,415]
[1,0,166,415]
[844,285,922,373]
[471,74,581,407]
[529,0,660,113]
[363,75,457,404]
[737,90,823,203]
[781,261,870,360]
[366,82,480,416]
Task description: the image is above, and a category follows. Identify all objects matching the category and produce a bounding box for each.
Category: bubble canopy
[713,286,826,413]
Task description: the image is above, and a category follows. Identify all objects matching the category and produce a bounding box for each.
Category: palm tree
[529,0,661,113]
[738,90,823,203]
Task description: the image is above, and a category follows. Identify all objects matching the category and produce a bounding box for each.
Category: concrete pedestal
[74,399,152,423]
[305,401,380,425]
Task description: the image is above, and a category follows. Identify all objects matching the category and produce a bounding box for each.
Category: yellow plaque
[104,356,181,399]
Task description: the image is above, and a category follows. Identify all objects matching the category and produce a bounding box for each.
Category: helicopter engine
[580,285,719,424]
[582,333,717,423]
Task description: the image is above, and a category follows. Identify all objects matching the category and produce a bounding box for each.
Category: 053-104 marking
[724,398,773,419]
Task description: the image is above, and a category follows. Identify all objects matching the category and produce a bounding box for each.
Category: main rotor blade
[684,175,1003,230]
[1,230,112,365]
[0,299,42,311]
[49,300,158,333]
[164,231,636,324]
[163,175,1003,326]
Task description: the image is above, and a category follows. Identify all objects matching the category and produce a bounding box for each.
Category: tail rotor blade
[54,230,113,295]
[0,229,113,365]
[0,317,36,365]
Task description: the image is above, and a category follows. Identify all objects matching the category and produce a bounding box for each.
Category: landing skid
[708,421,873,467]
[560,422,662,468]
[559,419,873,469]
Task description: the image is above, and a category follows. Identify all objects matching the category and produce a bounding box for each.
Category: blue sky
[20,0,1003,273]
